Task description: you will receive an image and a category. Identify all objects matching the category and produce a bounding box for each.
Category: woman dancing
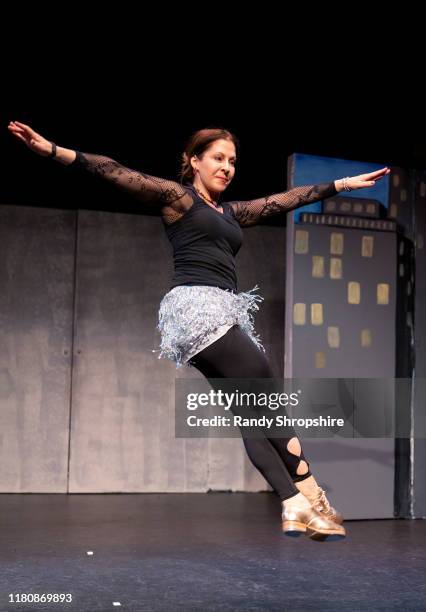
[8,120,389,540]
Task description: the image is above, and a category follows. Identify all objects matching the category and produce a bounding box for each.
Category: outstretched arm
[8,121,190,211]
[228,168,390,227]
[71,151,189,209]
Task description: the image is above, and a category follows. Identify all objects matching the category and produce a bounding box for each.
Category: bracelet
[342,177,351,192]
[48,142,57,159]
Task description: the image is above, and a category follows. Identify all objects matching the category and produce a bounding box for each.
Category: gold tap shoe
[282,504,346,541]
[311,487,344,525]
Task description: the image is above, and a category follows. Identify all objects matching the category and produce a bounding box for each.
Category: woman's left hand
[336,167,390,192]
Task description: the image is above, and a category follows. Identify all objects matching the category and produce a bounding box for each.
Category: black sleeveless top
[163,184,243,293]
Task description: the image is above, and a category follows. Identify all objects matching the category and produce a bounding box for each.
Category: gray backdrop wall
[0,204,285,497]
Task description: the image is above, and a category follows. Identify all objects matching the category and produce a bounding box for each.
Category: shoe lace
[315,487,331,513]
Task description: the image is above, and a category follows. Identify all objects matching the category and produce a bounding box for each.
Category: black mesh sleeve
[72,151,189,210]
[227,182,338,227]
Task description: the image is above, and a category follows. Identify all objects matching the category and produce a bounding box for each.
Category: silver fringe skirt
[154,284,266,368]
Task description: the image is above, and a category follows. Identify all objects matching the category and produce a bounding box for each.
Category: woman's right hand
[8,121,54,157]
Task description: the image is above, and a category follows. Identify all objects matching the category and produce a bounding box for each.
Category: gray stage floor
[1,493,425,611]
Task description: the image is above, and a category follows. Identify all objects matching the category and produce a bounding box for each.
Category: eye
[215,155,237,165]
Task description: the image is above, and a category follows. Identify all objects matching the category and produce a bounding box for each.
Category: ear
[190,155,198,173]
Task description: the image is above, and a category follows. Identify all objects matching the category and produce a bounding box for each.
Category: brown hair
[179,127,239,185]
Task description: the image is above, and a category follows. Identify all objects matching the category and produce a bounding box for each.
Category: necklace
[194,186,220,208]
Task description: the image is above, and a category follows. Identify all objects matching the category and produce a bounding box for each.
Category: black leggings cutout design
[189,325,312,501]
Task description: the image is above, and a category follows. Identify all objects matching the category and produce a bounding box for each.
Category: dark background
[2,63,424,215]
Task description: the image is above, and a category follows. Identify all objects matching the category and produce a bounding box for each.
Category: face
[191,138,237,195]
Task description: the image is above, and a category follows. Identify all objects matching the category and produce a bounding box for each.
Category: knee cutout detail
[296,460,309,475]
[286,437,302,457]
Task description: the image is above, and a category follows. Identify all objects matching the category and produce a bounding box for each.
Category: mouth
[216,177,228,183]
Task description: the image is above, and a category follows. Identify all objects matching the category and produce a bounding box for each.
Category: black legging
[189,324,312,501]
